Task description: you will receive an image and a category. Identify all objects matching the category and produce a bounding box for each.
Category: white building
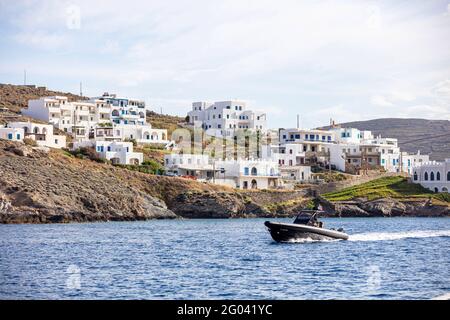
[23,95,168,145]
[411,159,450,193]
[95,141,143,165]
[0,127,24,142]
[164,153,280,189]
[92,93,146,126]
[187,100,267,138]
[164,154,214,179]
[401,151,429,175]
[2,122,66,148]
[261,143,312,182]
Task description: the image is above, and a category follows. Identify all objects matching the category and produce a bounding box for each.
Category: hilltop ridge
[320,118,450,161]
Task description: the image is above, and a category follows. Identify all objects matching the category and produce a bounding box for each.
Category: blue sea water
[0,217,449,300]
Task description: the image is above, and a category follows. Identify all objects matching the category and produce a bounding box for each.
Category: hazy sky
[0,0,449,128]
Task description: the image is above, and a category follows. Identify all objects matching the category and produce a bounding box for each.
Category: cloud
[0,0,449,128]
[370,95,394,107]
[13,31,68,48]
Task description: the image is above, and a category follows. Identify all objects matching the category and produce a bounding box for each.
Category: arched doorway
[143,132,150,140]
[251,179,257,189]
[130,158,140,165]
[434,187,438,193]
[442,187,448,193]
[33,127,40,134]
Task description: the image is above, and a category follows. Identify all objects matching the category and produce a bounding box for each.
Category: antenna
[297,114,300,129]
[80,82,83,96]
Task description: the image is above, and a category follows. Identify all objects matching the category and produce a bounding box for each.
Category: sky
[0,0,449,129]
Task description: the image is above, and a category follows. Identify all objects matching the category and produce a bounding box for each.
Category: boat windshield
[293,214,314,225]
[293,212,321,226]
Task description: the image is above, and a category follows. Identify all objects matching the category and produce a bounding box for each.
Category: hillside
[146,110,186,136]
[320,118,450,161]
[0,140,231,223]
[0,83,86,114]
[0,140,315,223]
[323,176,449,202]
[320,176,449,217]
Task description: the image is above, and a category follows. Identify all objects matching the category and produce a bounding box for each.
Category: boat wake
[284,237,340,244]
[349,230,450,242]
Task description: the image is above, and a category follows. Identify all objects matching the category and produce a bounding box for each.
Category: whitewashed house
[411,159,450,193]
[187,100,267,138]
[261,144,312,182]
[94,141,143,165]
[164,154,213,179]
[0,127,24,142]
[93,93,147,126]
[23,95,168,145]
[164,153,280,189]
[5,122,66,148]
[401,151,429,175]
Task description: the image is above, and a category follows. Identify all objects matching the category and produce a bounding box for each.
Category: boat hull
[264,221,349,242]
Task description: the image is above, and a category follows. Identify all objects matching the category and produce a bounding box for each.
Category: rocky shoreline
[0,141,448,224]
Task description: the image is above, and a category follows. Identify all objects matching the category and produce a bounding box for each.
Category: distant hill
[320,118,450,161]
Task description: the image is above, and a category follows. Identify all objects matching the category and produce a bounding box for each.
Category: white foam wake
[349,230,450,242]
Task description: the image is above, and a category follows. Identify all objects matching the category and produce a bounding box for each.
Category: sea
[0,217,449,299]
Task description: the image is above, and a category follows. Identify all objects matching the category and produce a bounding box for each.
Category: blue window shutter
[8,133,13,139]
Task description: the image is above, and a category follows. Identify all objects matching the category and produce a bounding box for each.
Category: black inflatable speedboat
[265,210,348,242]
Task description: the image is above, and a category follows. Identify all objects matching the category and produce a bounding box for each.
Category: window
[424,172,428,181]
[447,171,450,181]
[251,167,258,176]
[437,172,441,181]
[17,134,21,140]
[7,133,13,140]
[413,172,418,181]
[244,167,249,175]
[430,172,435,181]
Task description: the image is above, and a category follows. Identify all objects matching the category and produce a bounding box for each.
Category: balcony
[48,106,61,114]
[97,106,111,114]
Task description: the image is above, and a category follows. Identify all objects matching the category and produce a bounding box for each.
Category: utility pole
[80,82,83,97]
[24,70,27,85]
